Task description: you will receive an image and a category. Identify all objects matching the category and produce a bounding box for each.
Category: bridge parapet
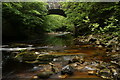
[47,2,61,9]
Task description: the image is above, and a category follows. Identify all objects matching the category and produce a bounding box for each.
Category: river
[2,33,105,80]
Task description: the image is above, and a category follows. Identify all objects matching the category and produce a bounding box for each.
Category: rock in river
[36,71,54,79]
[99,69,112,79]
[61,65,74,75]
[68,56,84,64]
[88,70,96,75]
[14,51,38,62]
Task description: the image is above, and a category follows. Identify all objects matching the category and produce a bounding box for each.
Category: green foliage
[43,14,74,32]
[3,2,48,38]
[3,2,120,39]
[61,2,120,36]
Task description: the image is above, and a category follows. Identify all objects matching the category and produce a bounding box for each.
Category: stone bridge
[47,2,66,17]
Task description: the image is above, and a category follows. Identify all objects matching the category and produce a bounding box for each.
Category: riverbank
[73,33,120,80]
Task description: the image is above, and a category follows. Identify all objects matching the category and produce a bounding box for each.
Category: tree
[61,2,120,36]
[2,2,48,40]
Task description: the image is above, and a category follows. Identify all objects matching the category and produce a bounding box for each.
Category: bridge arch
[48,9,67,17]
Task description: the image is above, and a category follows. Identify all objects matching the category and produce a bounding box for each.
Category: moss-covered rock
[14,51,38,62]
[36,71,54,79]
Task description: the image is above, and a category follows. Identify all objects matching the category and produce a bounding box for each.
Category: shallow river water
[2,34,106,80]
